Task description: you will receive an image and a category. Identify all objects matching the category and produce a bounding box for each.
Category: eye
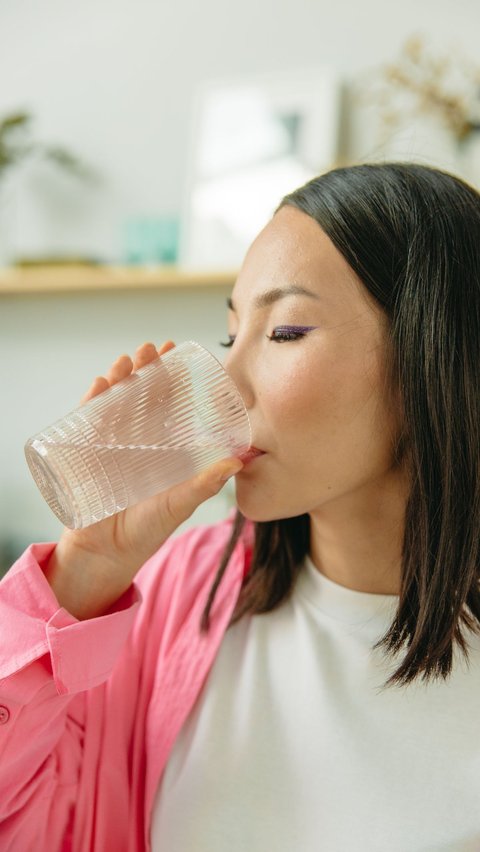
[219,325,317,347]
[219,334,236,348]
[266,326,313,342]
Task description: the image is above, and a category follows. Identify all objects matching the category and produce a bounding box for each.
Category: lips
[238,446,266,465]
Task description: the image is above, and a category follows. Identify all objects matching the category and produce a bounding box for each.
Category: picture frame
[179,68,342,270]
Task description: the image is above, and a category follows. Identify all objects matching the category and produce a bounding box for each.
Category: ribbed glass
[24,341,251,529]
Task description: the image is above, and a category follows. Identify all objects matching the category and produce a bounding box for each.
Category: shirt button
[0,705,10,724]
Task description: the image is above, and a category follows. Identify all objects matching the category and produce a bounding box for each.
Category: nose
[222,345,255,411]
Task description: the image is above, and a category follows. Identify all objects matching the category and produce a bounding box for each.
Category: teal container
[124,217,180,265]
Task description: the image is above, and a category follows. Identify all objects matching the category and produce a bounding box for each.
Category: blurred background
[1,0,479,573]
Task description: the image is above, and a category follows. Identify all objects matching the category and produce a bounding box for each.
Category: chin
[233,495,298,525]
[238,510,279,524]
[233,474,311,523]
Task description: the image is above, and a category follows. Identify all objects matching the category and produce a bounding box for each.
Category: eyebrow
[227,284,320,312]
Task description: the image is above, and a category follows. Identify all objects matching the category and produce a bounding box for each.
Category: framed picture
[179,68,342,270]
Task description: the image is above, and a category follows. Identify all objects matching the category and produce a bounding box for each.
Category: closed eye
[219,335,236,348]
[267,325,317,342]
[219,325,317,347]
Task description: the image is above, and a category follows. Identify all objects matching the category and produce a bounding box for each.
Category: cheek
[263,340,351,398]
[256,355,329,430]
[256,345,387,454]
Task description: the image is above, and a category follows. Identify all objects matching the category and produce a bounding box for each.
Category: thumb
[162,457,244,530]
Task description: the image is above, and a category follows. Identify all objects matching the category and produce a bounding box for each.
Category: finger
[160,457,244,534]
[157,340,175,357]
[132,340,175,371]
[80,375,110,405]
[106,354,134,385]
[132,342,159,371]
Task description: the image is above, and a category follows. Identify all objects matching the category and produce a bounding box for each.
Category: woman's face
[223,205,404,523]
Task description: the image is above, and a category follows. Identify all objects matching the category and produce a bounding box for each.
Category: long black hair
[201,162,480,690]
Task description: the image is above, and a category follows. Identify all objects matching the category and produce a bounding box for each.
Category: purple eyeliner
[272,325,318,333]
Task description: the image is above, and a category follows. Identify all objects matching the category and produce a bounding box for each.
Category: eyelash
[219,326,313,348]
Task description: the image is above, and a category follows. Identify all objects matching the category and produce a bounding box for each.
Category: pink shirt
[0,514,252,851]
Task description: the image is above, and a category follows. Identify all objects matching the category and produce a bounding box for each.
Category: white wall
[1,0,478,261]
[0,0,478,564]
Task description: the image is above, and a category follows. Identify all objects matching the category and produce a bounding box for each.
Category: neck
[308,470,409,596]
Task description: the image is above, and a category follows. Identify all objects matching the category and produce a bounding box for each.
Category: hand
[44,341,244,619]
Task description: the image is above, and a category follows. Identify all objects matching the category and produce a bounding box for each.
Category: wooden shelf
[0,264,238,295]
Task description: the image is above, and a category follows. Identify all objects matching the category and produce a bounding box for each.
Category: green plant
[0,111,97,184]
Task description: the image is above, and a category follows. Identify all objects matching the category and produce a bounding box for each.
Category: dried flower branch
[360,35,480,144]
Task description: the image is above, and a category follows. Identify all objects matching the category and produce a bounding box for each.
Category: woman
[1,162,480,851]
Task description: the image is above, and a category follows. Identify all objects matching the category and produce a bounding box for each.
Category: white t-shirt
[151,555,480,851]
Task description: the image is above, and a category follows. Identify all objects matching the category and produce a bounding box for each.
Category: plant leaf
[0,112,32,134]
[42,146,99,182]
